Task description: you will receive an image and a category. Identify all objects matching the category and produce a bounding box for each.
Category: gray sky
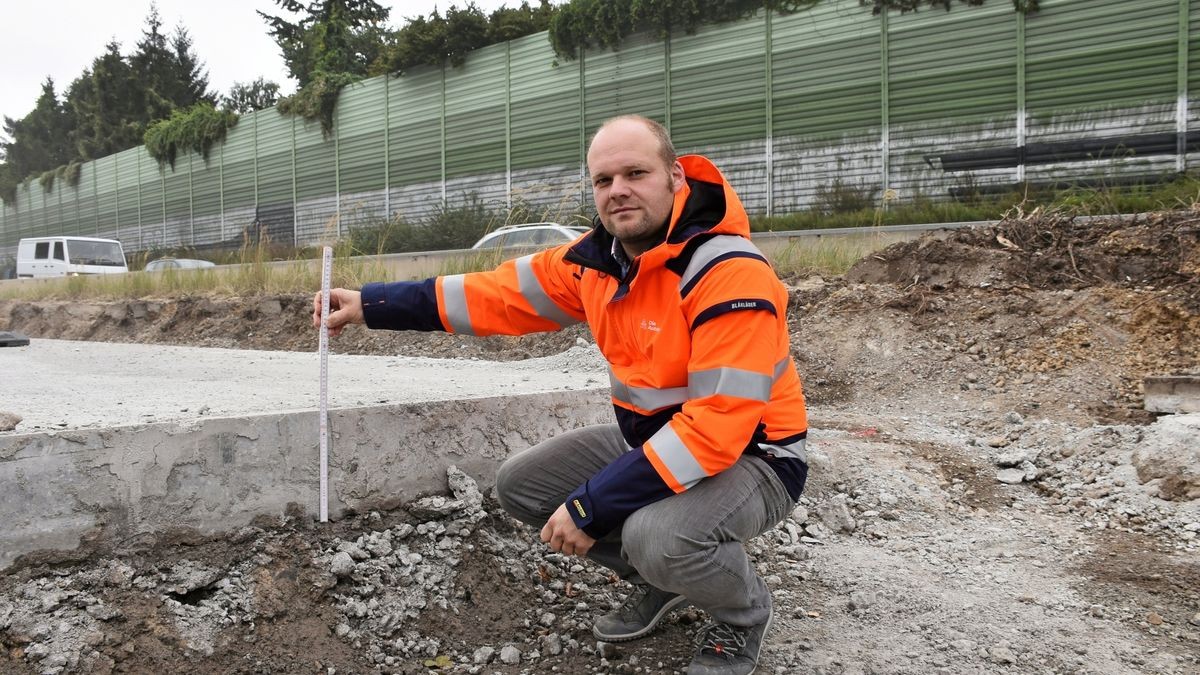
[0,0,520,127]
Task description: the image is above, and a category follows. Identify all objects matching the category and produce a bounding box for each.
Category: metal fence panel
[671,12,767,148]
[190,149,223,246]
[222,116,257,212]
[337,78,389,231]
[445,42,509,186]
[387,64,443,201]
[584,32,668,132]
[1026,0,1179,183]
[510,32,583,211]
[76,162,98,238]
[138,148,165,247]
[670,12,769,211]
[162,150,191,247]
[115,148,142,245]
[772,1,881,140]
[94,155,119,238]
[889,1,1019,201]
[255,109,296,243]
[772,1,882,212]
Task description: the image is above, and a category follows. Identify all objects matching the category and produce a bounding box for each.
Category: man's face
[587,120,685,257]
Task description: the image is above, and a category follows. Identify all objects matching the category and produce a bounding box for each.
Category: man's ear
[670,160,686,193]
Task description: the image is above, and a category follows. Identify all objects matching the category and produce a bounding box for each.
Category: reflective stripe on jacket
[360,155,808,538]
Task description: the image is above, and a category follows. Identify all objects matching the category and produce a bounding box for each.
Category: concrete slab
[0,339,608,432]
[1144,375,1200,414]
[0,340,611,569]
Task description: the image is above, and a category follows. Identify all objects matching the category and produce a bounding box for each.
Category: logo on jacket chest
[639,318,662,333]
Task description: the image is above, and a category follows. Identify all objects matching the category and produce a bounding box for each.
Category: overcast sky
[0,0,521,126]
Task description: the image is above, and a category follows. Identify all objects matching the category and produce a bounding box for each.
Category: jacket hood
[567,154,751,274]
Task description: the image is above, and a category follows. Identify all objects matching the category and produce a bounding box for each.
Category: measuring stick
[318,246,333,523]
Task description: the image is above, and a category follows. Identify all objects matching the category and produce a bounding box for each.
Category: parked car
[144,257,216,272]
[16,236,129,278]
[471,222,591,250]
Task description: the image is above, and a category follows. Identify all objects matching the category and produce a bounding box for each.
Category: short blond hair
[591,114,677,169]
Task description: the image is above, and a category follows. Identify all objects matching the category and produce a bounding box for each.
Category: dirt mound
[846,209,1200,309]
[794,210,1200,424]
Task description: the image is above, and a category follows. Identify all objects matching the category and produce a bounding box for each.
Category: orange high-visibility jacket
[361,155,808,537]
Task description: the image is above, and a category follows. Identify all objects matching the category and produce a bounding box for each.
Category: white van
[16,236,129,278]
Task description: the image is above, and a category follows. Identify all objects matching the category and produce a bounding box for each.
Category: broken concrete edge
[0,387,612,572]
[1143,374,1200,414]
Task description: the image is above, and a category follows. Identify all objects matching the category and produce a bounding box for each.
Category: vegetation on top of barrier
[548,0,1035,61]
[276,71,361,136]
[549,1,813,60]
[34,161,83,194]
[144,104,239,169]
[863,0,1039,13]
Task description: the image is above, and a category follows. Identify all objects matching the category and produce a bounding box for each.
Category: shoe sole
[592,594,691,643]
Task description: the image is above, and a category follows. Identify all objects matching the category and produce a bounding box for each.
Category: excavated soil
[1,209,1198,674]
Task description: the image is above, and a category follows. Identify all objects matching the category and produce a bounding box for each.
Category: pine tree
[223,78,282,113]
[1,79,75,179]
[258,0,391,87]
[66,42,143,160]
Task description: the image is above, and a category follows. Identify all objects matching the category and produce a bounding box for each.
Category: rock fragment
[329,552,355,578]
[499,644,521,664]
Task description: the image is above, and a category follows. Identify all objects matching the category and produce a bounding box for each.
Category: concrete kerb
[0,389,611,571]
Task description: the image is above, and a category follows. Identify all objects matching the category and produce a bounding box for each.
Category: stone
[848,590,877,610]
[985,436,1010,448]
[472,646,495,664]
[996,468,1026,485]
[339,543,369,561]
[995,448,1038,468]
[791,505,809,524]
[989,645,1017,665]
[1130,414,1200,501]
[85,604,123,622]
[1019,460,1040,482]
[499,644,521,665]
[816,495,856,533]
[364,535,392,558]
[0,411,21,431]
[447,466,485,510]
[541,633,563,656]
[164,561,221,595]
[329,552,355,578]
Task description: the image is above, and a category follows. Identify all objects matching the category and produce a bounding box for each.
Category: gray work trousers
[495,423,793,627]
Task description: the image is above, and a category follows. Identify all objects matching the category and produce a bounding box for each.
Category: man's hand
[312,288,364,337]
[540,503,596,557]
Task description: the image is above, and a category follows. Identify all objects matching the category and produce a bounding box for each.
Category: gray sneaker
[686,606,774,675]
[592,584,689,642]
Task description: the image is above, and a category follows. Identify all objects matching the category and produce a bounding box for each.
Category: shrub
[144,103,240,169]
